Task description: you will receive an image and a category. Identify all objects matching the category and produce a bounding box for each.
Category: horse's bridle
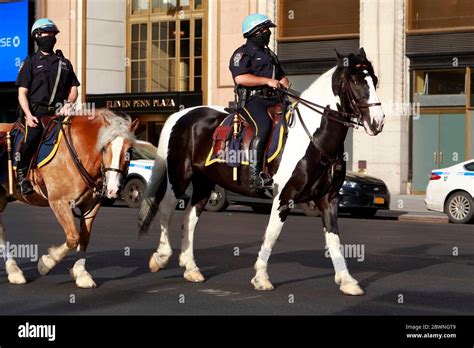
[275,79,381,164]
[343,79,382,128]
[59,117,131,202]
[277,76,381,129]
[102,148,132,193]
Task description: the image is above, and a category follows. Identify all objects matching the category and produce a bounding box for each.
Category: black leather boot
[249,137,273,190]
[16,167,34,195]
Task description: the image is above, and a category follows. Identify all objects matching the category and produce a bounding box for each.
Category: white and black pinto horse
[138,48,385,295]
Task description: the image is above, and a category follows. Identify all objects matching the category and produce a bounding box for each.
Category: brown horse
[0,110,137,288]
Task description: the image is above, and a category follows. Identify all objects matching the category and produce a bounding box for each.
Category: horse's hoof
[8,272,27,285]
[149,252,170,273]
[251,276,274,291]
[149,254,161,273]
[71,265,96,288]
[184,269,205,283]
[6,260,27,285]
[37,255,54,275]
[340,282,365,296]
[76,274,97,289]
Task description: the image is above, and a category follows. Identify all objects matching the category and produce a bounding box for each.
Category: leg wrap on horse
[258,246,272,264]
[325,230,347,273]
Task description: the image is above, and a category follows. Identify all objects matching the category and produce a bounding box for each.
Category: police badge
[233,53,242,67]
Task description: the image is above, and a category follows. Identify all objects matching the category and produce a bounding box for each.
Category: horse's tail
[137,155,167,237]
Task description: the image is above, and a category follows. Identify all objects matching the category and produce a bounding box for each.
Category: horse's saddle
[205,103,290,169]
[0,116,66,184]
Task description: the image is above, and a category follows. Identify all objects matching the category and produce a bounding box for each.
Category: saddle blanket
[0,117,67,182]
[205,107,291,167]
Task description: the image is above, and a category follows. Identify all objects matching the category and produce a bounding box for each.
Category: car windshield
[132,142,157,160]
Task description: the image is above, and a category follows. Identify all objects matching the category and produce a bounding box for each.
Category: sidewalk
[379,194,449,223]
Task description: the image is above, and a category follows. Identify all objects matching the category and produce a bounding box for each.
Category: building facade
[0,0,473,195]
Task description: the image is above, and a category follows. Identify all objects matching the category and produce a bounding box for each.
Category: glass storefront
[411,67,473,191]
[126,0,206,145]
[408,0,474,31]
[128,0,205,93]
[278,0,359,40]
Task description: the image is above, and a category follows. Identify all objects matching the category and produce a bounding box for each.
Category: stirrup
[256,172,274,189]
[16,179,34,196]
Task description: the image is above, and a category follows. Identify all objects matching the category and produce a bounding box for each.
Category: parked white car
[121,140,157,208]
[425,160,474,224]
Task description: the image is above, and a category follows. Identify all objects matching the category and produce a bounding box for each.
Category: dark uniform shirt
[229,40,285,83]
[16,51,80,107]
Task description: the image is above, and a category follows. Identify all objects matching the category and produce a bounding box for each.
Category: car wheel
[350,209,378,219]
[123,178,146,208]
[251,205,272,214]
[445,191,473,224]
[299,201,321,217]
[204,186,229,212]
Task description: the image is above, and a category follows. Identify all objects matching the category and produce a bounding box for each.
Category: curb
[398,214,449,224]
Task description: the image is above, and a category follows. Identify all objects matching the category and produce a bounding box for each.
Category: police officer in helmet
[15,18,80,195]
[229,14,289,190]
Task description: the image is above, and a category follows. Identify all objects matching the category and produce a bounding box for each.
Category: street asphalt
[0,202,472,315]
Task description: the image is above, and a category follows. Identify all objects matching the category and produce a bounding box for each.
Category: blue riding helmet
[31,18,60,37]
[242,13,276,38]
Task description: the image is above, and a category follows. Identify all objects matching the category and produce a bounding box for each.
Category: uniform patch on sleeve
[233,53,243,67]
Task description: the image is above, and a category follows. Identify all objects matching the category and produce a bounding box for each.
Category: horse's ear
[334,48,344,61]
[130,118,139,133]
[358,47,367,59]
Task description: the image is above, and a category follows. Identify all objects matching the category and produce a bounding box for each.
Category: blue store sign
[0,0,29,83]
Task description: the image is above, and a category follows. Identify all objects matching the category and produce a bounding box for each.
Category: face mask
[248,30,271,48]
[36,35,56,53]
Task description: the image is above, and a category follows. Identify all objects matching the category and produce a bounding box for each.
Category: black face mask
[248,30,271,48]
[36,36,56,53]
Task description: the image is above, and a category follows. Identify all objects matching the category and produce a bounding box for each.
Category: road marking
[231,295,263,301]
[198,289,240,297]
[147,287,176,293]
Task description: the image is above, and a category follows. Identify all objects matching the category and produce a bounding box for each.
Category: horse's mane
[96,109,136,150]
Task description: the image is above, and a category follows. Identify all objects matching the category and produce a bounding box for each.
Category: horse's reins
[276,82,381,163]
[278,87,362,129]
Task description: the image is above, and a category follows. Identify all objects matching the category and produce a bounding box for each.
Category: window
[131,23,148,92]
[152,0,191,13]
[132,0,149,15]
[151,21,176,91]
[408,0,474,31]
[179,19,190,91]
[194,19,202,91]
[413,69,467,106]
[278,0,359,41]
[416,70,466,95]
[128,1,205,93]
[471,70,474,107]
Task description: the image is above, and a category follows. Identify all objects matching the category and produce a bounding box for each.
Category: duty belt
[248,88,277,98]
[32,104,56,116]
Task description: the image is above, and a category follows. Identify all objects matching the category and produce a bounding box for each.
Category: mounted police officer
[229,13,289,190]
[15,18,80,195]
